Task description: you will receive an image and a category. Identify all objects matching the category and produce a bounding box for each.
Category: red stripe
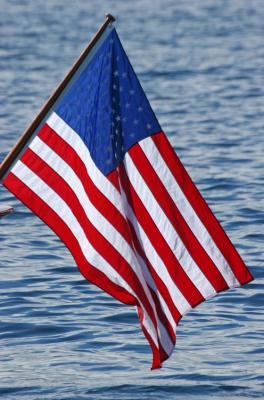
[136,306,162,369]
[129,143,229,292]
[152,132,254,286]
[107,169,120,191]
[127,219,182,324]
[119,163,205,308]
[20,148,161,338]
[38,124,132,246]
[3,173,136,306]
[149,286,176,343]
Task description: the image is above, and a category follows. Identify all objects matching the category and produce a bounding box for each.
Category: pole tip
[105,14,115,23]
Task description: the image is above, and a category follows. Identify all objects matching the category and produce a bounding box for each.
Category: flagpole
[0,13,115,181]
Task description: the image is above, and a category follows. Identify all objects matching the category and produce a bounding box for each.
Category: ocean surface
[0,0,263,399]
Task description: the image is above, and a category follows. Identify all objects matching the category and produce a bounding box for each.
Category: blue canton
[55,29,161,175]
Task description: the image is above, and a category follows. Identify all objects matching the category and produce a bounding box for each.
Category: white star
[125,103,130,108]
[129,89,135,95]
[123,117,127,122]
[114,70,119,76]
[138,106,143,112]
[122,72,127,78]
[133,119,139,125]
[130,133,135,137]
[116,115,121,121]
[146,123,152,129]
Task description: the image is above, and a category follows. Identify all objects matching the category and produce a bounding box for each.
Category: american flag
[3,27,253,369]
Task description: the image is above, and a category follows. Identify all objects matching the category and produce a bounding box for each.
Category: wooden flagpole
[0,14,115,181]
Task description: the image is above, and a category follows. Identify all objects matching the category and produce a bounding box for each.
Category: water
[0,0,263,398]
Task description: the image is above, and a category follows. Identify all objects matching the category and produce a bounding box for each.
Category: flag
[3,26,253,369]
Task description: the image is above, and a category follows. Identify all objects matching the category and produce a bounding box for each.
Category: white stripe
[140,138,239,288]
[11,160,159,349]
[137,252,177,332]
[119,183,191,317]
[124,153,217,300]
[29,137,173,354]
[47,112,125,217]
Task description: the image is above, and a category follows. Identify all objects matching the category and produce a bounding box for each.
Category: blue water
[0,1,263,398]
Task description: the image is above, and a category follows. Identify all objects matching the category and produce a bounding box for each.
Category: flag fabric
[3,27,253,369]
